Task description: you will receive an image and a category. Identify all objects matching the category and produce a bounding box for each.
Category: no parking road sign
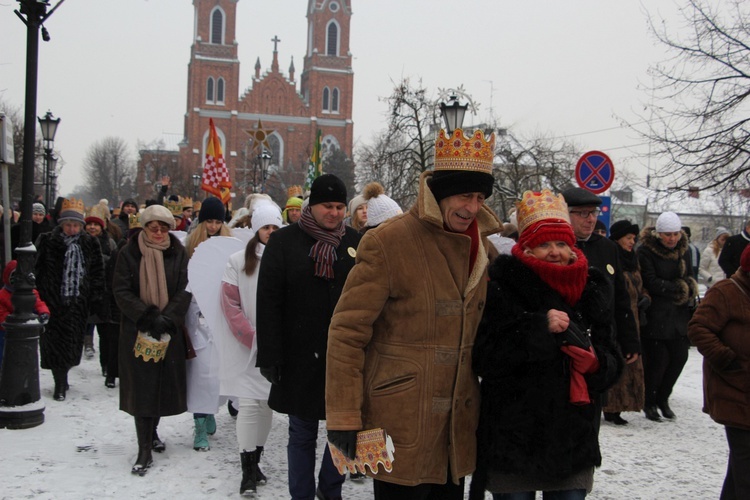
[575,150,614,194]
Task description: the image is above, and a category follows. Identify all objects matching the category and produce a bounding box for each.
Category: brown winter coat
[326,171,501,486]
[688,269,750,430]
[113,233,192,417]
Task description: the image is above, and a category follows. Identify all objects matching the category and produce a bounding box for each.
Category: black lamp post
[191,173,201,200]
[38,110,60,209]
[257,149,272,193]
[439,94,468,134]
[0,0,63,430]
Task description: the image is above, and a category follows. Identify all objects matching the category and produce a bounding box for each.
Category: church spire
[255,57,261,79]
[271,35,281,73]
[289,56,295,81]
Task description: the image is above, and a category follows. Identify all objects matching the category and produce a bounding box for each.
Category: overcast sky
[0,0,684,199]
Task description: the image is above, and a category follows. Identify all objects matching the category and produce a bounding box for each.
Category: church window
[206,77,215,103]
[210,8,224,45]
[217,77,225,104]
[326,21,339,56]
[329,2,340,12]
[332,88,340,113]
[322,87,330,112]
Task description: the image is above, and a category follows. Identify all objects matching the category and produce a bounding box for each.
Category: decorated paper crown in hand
[128,213,142,229]
[434,128,495,174]
[515,189,571,234]
[165,198,182,217]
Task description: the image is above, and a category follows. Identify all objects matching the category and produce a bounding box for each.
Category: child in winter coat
[0,260,50,368]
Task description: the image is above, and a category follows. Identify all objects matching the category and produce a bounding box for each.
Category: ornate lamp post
[0,0,64,430]
[257,149,272,193]
[191,173,201,200]
[439,94,468,134]
[37,110,60,208]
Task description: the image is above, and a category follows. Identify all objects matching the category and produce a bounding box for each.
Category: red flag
[202,118,232,203]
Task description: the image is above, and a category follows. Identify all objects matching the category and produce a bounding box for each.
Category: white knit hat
[140,204,175,230]
[348,194,366,216]
[715,226,730,240]
[362,182,402,228]
[655,211,682,233]
[251,204,283,233]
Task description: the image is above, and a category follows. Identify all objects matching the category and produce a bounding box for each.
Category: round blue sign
[575,151,614,194]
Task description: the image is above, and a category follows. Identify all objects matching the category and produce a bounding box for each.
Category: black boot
[603,412,628,426]
[658,400,676,419]
[644,405,662,422]
[132,417,154,476]
[240,450,258,495]
[255,446,267,483]
[152,417,166,452]
[52,369,67,401]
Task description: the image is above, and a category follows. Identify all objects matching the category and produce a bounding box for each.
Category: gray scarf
[61,232,85,303]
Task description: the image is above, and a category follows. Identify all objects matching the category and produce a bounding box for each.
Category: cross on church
[271,35,281,52]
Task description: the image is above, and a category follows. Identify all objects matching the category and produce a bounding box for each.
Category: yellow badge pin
[348,247,357,258]
[607,264,615,275]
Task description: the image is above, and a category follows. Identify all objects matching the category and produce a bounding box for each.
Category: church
[137,0,354,206]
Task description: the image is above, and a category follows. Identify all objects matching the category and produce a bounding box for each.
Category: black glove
[328,430,358,460]
[556,321,591,350]
[151,315,174,337]
[260,366,282,385]
[39,313,49,325]
[637,295,651,311]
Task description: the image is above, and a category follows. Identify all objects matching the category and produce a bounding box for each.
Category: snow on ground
[0,346,726,499]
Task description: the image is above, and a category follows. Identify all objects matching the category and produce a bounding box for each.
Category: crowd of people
[0,127,748,499]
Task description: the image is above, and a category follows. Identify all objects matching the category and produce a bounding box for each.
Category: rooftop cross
[271,35,281,52]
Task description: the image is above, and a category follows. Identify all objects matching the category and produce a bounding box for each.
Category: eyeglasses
[569,209,601,218]
[145,224,170,234]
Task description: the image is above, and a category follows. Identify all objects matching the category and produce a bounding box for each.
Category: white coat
[217,247,271,400]
[700,246,726,287]
[185,296,224,414]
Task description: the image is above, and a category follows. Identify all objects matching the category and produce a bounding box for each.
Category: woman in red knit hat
[470,190,623,500]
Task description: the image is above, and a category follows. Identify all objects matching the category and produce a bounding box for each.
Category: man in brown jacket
[326,128,500,499]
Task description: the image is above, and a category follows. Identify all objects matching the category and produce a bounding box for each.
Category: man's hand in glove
[260,366,282,385]
[328,430,358,460]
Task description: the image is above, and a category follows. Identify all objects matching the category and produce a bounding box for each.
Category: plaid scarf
[297,205,345,280]
[60,232,85,303]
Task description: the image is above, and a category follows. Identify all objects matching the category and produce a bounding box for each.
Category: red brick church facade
[138,0,354,206]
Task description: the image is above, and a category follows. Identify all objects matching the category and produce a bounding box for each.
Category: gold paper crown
[193,200,202,211]
[128,213,142,229]
[434,129,495,174]
[86,204,110,225]
[515,190,571,234]
[288,185,303,198]
[181,197,193,209]
[61,197,85,215]
[165,198,182,216]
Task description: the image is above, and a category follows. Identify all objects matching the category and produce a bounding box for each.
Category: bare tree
[635,0,750,194]
[323,148,356,197]
[0,97,46,207]
[355,78,440,208]
[83,137,134,204]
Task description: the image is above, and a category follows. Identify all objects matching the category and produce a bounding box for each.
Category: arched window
[217,77,225,104]
[206,77,215,103]
[322,87,330,112]
[331,88,340,113]
[326,21,339,56]
[210,8,224,45]
[267,132,283,169]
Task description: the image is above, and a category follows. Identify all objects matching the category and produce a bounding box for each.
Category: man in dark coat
[112,199,138,236]
[562,188,640,369]
[256,174,361,500]
[719,219,750,278]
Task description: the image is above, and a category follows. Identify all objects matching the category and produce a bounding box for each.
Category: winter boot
[152,419,166,452]
[84,334,95,359]
[205,414,217,435]
[227,399,239,417]
[255,446,267,483]
[132,417,154,476]
[193,417,210,451]
[239,450,258,495]
[658,400,676,419]
[644,405,662,422]
[52,369,67,401]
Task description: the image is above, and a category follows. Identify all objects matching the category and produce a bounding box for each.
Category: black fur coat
[473,255,623,483]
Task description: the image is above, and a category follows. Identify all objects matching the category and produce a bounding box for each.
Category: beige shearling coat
[326,172,501,486]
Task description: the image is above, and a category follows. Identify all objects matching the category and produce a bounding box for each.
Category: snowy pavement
[0,346,725,499]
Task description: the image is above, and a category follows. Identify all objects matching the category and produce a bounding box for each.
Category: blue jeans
[494,489,586,500]
[288,415,344,500]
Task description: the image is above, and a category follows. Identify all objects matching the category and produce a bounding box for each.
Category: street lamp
[1,0,64,430]
[439,94,468,134]
[257,149,272,193]
[37,110,60,208]
[191,173,201,200]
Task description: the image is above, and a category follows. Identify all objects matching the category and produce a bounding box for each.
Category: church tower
[300,0,354,155]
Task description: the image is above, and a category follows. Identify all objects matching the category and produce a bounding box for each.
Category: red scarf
[511,244,588,306]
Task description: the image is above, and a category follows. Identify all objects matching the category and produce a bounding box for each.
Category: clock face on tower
[329,2,339,12]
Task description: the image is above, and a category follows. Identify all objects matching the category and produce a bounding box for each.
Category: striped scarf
[297,205,345,280]
[60,232,85,303]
